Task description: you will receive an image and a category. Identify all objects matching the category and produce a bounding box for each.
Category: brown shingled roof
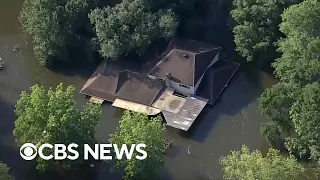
[196,60,240,105]
[115,71,164,105]
[148,49,195,85]
[80,60,165,105]
[148,39,221,86]
[80,63,120,102]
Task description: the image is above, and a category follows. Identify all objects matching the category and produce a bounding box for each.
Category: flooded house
[80,39,239,131]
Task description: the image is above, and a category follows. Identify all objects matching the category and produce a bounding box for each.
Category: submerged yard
[0,0,296,179]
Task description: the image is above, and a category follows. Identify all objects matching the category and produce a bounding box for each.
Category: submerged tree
[0,162,14,180]
[220,145,305,180]
[109,110,165,180]
[286,82,320,170]
[20,0,96,65]
[260,121,282,146]
[259,82,299,144]
[89,0,177,60]
[230,0,288,62]
[13,84,101,172]
[272,0,320,86]
[258,0,320,175]
[260,0,320,151]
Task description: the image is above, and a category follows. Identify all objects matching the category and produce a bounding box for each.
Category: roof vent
[183,54,189,58]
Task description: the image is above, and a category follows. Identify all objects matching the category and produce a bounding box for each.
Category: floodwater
[0,1,297,180]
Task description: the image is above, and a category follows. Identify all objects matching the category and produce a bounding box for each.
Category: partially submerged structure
[80,39,239,131]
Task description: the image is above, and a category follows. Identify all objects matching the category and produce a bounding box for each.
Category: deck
[152,88,209,131]
[89,97,104,104]
[152,87,175,109]
[152,88,187,114]
[112,98,161,115]
[163,95,208,131]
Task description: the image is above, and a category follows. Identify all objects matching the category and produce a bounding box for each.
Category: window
[179,84,190,89]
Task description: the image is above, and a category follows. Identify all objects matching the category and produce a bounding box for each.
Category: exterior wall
[148,75,195,96]
[149,50,220,95]
[194,52,219,92]
[166,80,194,96]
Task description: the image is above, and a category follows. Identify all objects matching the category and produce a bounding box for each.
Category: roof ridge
[148,49,175,75]
[174,48,197,55]
[194,47,221,55]
[115,71,128,94]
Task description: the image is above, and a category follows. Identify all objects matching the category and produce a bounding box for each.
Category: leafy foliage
[259,0,320,174]
[20,0,95,65]
[230,0,287,62]
[272,0,320,86]
[286,82,320,165]
[259,82,299,135]
[220,145,305,180]
[273,37,320,86]
[260,121,282,146]
[279,0,320,37]
[13,84,101,172]
[0,163,14,180]
[109,110,165,180]
[89,0,177,59]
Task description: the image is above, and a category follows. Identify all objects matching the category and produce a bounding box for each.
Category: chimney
[183,54,189,58]
[165,72,171,87]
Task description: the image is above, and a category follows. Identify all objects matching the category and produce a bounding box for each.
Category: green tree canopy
[259,0,320,145]
[0,162,14,180]
[260,121,282,146]
[259,82,299,137]
[279,0,320,37]
[272,0,320,86]
[13,84,101,172]
[109,110,165,180]
[286,82,320,165]
[20,0,96,65]
[220,145,305,180]
[230,0,287,62]
[89,0,177,59]
[259,0,320,175]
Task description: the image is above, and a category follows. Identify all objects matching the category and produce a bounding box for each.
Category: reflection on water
[2,1,310,180]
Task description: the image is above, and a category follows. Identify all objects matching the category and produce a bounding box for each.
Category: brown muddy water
[1,1,310,180]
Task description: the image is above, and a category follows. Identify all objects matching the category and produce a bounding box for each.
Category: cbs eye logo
[20,143,37,160]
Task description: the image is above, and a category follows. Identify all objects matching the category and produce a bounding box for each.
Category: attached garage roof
[196,60,240,105]
[115,71,164,106]
[80,60,165,105]
[80,63,120,102]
